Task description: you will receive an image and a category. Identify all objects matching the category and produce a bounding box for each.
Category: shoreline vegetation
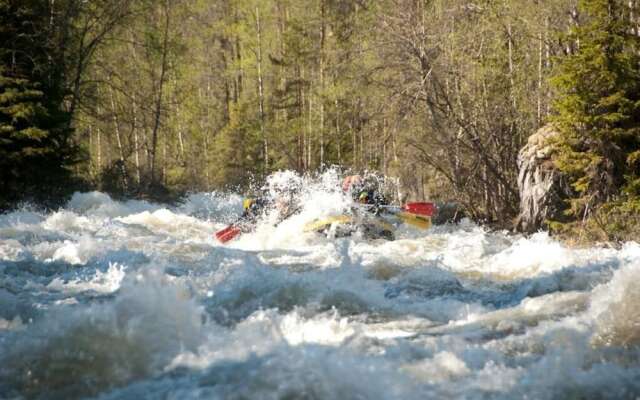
[1,0,639,245]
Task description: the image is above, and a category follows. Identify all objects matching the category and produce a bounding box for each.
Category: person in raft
[238,172,389,231]
[238,183,301,232]
[341,173,389,215]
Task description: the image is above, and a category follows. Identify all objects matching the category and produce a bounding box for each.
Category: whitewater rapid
[0,171,639,399]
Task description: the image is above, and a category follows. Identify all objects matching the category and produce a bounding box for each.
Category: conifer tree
[0,0,80,209]
[551,0,640,217]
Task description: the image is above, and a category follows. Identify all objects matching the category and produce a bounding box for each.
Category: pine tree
[0,1,81,209]
[551,0,640,218]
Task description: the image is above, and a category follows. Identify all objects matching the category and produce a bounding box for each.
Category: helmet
[342,175,363,194]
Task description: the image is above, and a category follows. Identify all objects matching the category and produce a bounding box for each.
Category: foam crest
[47,262,126,294]
[590,243,640,348]
[177,191,243,220]
[45,236,102,265]
[0,273,205,398]
[66,191,160,218]
[279,309,356,345]
[117,208,213,240]
[0,239,27,261]
[0,209,44,228]
[403,351,471,383]
[42,210,95,233]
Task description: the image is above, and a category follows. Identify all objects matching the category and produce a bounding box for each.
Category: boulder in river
[516,124,573,233]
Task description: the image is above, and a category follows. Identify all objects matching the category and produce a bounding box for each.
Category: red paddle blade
[403,202,436,216]
[215,225,242,243]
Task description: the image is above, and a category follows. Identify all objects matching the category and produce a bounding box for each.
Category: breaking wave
[0,170,638,399]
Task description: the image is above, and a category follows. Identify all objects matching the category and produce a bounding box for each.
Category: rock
[516,125,573,232]
[433,202,465,225]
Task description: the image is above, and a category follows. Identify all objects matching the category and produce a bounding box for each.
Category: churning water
[1,171,639,399]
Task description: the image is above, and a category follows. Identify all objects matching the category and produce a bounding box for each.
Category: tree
[551,0,640,219]
[0,0,81,209]
[371,0,549,222]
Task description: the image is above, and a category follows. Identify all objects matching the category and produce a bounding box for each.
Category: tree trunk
[150,0,171,186]
[234,4,243,101]
[351,115,357,168]
[255,6,268,171]
[298,65,304,171]
[537,26,543,125]
[336,98,341,165]
[307,86,313,170]
[545,16,551,116]
[174,87,185,163]
[507,22,516,110]
[128,32,142,186]
[319,0,326,168]
[97,126,102,175]
[162,129,167,185]
[278,1,288,122]
[109,87,128,191]
[132,94,141,185]
[204,128,210,189]
[88,125,95,178]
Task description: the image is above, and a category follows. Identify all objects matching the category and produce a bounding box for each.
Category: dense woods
[550,0,640,240]
[1,0,639,239]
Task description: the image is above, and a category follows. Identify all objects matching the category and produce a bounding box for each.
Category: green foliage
[551,0,640,220]
[550,200,640,245]
[27,0,633,240]
[211,101,264,188]
[0,1,82,210]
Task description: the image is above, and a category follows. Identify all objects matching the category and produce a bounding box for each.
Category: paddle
[402,202,436,217]
[360,203,432,230]
[215,224,242,243]
[377,202,435,216]
[375,202,435,230]
[395,211,432,230]
[215,198,258,243]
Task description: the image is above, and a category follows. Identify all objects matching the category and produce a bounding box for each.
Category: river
[1,171,639,399]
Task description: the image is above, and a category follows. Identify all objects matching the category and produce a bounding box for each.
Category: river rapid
[1,171,639,399]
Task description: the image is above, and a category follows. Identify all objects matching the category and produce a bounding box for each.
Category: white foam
[47,262,126,294]
[1,173,639,399]
[42,210,95,233]
[117,208,213,240]
[1,273,206,395]
[589,245,640,347]
[279,310,356,345]
[0,239,27,261]
[177,192,243,220]
[0,209,44,228]
[404,351,471,383]
[67,191,160,218]
[46,236,101,265]
[482,232,618,278]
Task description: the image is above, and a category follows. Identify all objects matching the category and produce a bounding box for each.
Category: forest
[1,0,639,240]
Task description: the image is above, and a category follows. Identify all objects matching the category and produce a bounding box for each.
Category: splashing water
[0,170,639,399]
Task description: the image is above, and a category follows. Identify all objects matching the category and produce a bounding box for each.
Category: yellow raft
[303,214,401,240]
